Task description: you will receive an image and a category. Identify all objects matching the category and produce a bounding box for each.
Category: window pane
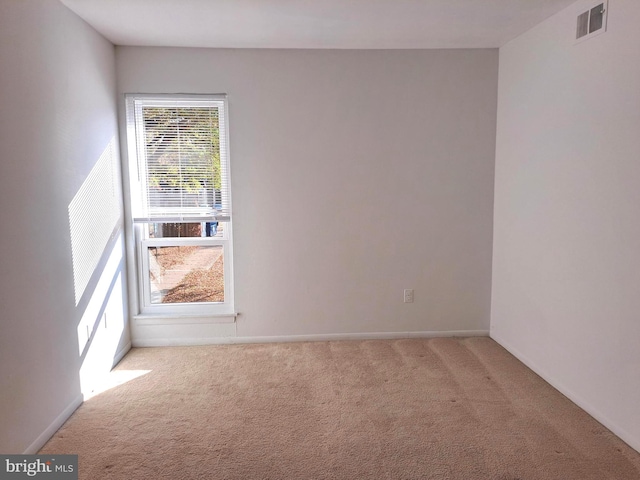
[148,221,225,238]
[141,105,222,215]
[148,245,224,304]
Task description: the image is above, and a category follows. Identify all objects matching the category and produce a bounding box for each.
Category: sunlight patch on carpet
[83,370,151,401]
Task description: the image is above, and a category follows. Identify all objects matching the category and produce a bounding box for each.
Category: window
[125,95,233,316]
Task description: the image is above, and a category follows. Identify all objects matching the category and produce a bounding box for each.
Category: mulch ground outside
[162,253,224,303]
[150,246,224,303]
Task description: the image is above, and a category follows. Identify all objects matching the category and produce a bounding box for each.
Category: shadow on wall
[69,137,121,306]
[67,137,129,398]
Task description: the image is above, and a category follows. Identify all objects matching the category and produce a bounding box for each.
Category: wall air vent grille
[576,1,608,42]
[589,4,605,33]
[577,11,589,39]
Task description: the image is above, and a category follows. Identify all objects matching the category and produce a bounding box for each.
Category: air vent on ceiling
[576,1,608,42]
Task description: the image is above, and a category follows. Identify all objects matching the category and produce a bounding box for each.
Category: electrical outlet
[404,289,414,303]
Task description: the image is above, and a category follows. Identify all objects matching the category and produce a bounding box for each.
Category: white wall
[116,48,498,343]
[492,0,640,451]
[0,0,129,453]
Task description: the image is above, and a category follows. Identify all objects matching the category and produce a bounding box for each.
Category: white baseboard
[132,329,489,347]
[24,394,83,454]
[491,332,640,455]
[24,343,132,454]
[112,341,131,367]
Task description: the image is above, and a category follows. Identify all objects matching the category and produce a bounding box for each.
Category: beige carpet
[41,337,640,479]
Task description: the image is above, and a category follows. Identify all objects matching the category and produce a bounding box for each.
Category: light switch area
[404,289,414,303]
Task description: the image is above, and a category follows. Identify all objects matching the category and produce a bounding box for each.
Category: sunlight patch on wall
[68,137,121,305]
[76,234,124,356]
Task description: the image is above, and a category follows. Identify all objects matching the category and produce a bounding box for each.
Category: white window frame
[124,94,235,318]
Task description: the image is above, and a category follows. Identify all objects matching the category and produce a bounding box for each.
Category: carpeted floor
[40,337,640,479]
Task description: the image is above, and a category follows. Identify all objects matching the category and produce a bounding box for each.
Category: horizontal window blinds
[127,96,231,223]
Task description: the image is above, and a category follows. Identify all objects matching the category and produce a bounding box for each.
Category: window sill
[134,313,237,326]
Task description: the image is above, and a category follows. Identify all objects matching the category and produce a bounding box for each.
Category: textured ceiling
[61,0,578,49]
